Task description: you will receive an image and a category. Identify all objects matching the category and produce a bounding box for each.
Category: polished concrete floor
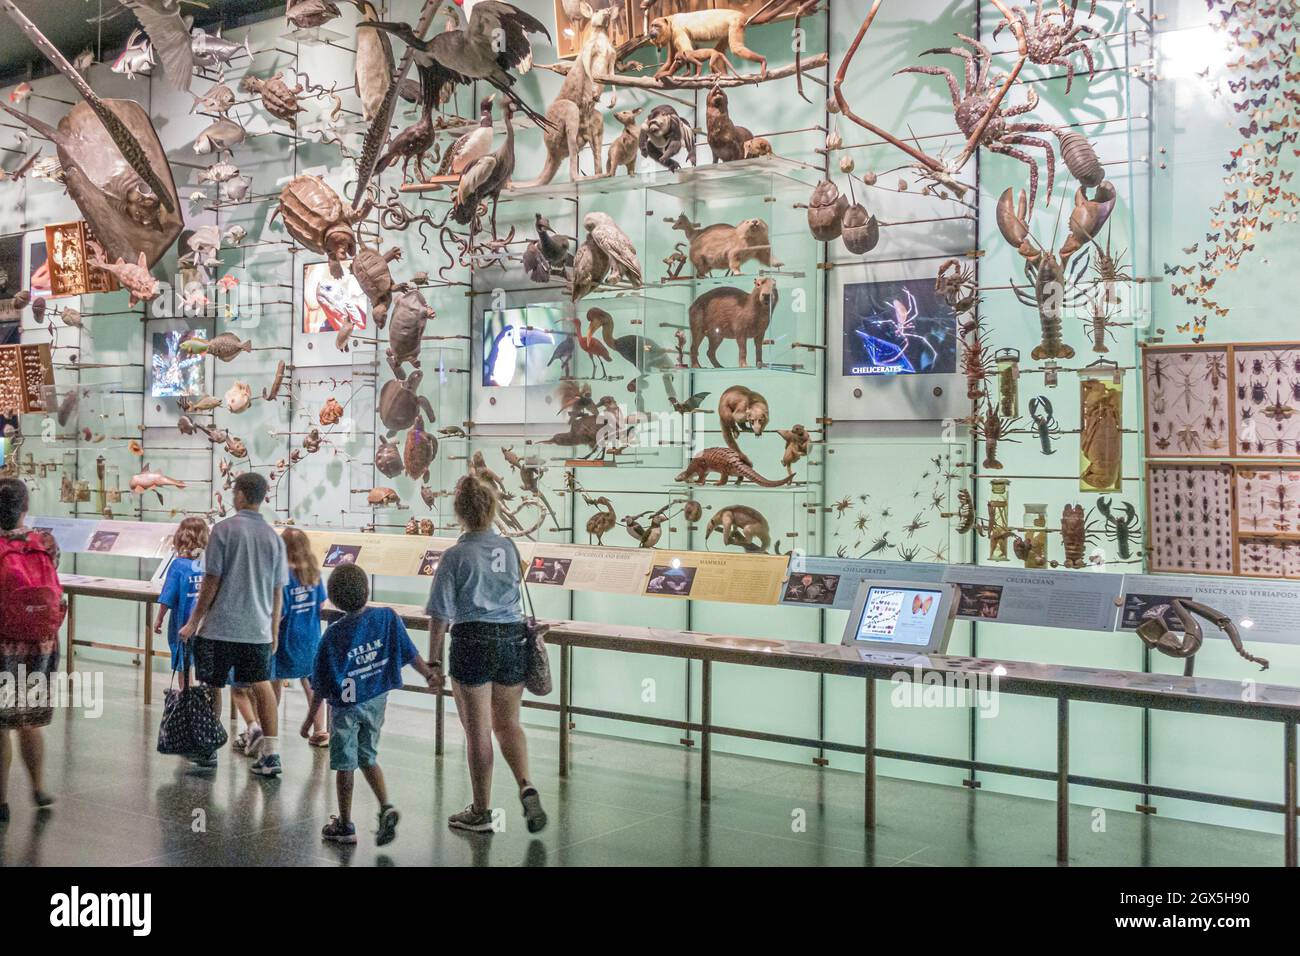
[0,660,1283,866]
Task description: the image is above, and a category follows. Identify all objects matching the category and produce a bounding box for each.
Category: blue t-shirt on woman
[275,572,326,680]
[159,555,204,671]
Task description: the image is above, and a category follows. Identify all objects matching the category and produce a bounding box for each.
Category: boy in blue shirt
[302,563,437,845]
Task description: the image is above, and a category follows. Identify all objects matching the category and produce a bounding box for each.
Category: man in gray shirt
[179,472,289,777]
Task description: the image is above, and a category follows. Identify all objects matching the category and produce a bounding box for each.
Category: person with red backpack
[0,477,65,824]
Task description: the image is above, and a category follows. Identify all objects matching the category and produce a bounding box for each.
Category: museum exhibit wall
[3,0,1295,833]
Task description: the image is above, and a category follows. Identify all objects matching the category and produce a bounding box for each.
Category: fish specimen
[193,117,247,156]
[129,464,186,503]
[91,252,160,306]
[110,29,155,80]
[190,28,251,71]
[118,0,194,91]
[224,381,252,414]
[190,82,236,116]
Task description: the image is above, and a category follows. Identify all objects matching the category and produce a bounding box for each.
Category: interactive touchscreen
[853,586,943,646]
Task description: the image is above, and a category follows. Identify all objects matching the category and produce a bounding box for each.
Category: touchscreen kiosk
[841,579,958,658]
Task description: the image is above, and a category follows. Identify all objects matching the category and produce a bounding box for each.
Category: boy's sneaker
[250,753,281,777]
[448,805,494,833]
[520,786,547,834]
[376,805,400,846]
[321,816,356,844]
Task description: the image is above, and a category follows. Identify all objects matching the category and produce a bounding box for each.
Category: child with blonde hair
[276,528,328,746]
[155,518,209,680]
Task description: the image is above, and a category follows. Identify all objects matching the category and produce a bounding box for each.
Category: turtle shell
[403,417,437,481]
[375,436,403,478]
[277,174,345,253]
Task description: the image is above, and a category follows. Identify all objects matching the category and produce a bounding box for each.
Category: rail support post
[1057,695,1069,865]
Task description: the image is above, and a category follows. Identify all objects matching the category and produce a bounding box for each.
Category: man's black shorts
[193,637,272,686]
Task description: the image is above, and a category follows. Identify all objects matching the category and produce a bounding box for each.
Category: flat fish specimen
[191,82,236,116]
[205,332,253,361]
[193,117,246,156]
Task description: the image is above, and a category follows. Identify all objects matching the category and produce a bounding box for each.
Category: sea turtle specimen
[351,245,402,330]
[374,435,403,477]
[403,415,437,481]
[385,287,435,379]
[378,369,435,437]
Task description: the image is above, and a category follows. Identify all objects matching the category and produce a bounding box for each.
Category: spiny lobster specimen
[896,33,1056,212]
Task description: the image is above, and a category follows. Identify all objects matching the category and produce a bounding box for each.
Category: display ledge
[402,155,818,205]
[36,515,1300,642]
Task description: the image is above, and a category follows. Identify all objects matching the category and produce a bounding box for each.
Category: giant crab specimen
[896,34,1055,213]
[993,1,1100,96]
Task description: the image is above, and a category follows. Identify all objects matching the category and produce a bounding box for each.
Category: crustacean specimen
[1011,248,1089,361]
[896,35,1056,212]
[1057,502,1095,569]
[992,0,1100,96]
[1028,395,1060,455]
[973,400,1019,470]
[1080,378,1122,490]
[959,318,996,402]
[1096,496,1141,561]
[936,258,979,314]
[944,488,976,534]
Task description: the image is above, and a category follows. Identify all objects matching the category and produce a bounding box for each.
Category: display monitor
[841,579,958,657]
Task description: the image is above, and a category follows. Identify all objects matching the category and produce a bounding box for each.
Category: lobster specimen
[973,400,1019,470]
[992,0,1100,96]
[1011,248,1090,360]
[959,318,996,401]
[1080,377,1122,491]
[1028,395,1060,455]
[896,34,1056,212]
[1096,496,1140,561]
[1057,502,1095,568]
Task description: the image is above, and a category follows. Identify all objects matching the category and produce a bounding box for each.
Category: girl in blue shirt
[275,529,329,746]
[155,518,209,679]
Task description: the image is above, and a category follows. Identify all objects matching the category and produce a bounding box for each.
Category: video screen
[482,306,564,388]
[853,586,942,646]
[303,260,367,334]
[842,278,957,376]
[150,328,207,398]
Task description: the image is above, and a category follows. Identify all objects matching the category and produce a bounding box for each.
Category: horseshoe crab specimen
[0,1,181,266]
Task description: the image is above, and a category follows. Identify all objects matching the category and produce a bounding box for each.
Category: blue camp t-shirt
[275,572,326,680]
[159,555,204,671]
[311,607,419,708]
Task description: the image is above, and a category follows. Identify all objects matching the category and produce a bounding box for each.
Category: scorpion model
[993,0,1101,96]
[1028,395,1060,454]
[896,36,1057,212]
[1097,496,1141,561]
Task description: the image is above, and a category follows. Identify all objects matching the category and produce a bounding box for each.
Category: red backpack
[0,533,65,640]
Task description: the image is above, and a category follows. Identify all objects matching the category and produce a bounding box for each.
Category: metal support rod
[434,636,445,756]
[65,594,75,675]
[1286,719,1297,867]
[558,640,571,777]
[143,603,154,705]
[701,659,712,802]
[1057,695,1069,864]
[865,677,876,829]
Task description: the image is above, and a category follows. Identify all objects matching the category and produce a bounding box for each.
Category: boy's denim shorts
[329,695,387,771]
